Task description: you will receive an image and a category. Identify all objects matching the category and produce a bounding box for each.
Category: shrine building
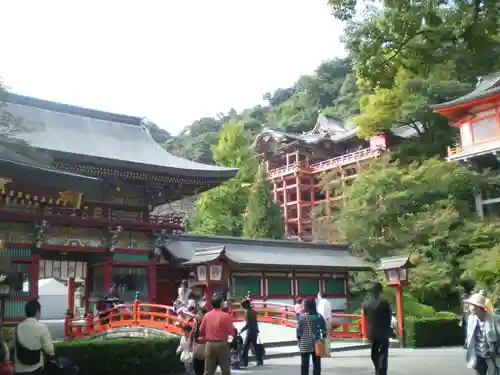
[0,93,369,321]
[252,114,421,241]
[432,72,500,217]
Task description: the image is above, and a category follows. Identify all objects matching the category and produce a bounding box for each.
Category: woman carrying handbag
[296,298,328,375]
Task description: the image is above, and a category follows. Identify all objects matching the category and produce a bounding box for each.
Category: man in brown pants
[198,295,234,375]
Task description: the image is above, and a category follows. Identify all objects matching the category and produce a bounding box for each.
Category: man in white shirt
[317,292,332,356]
[178,280,190,307]
[11,299,55,374]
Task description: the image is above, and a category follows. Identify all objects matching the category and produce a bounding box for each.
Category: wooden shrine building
[252,114,421,242]
[162,234,370,311]
[0,93,237,321]
[432,72,500,217]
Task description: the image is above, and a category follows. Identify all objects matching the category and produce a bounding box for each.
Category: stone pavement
[238,347,471,375]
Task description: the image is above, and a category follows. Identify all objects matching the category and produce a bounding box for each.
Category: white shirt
[317,298,332,321]
[178,287,190,306]
[12,317,55,373]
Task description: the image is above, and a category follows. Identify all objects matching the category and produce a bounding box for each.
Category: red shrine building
[0,93,369,321]
[433,72,500,217]
[252,114,421,241]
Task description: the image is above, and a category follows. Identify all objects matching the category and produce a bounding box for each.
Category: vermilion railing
[268,147,382,178]
[65,300,367,340]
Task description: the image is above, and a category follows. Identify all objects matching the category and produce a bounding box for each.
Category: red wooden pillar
[29,253,40,299]
[148,257,157,302]
[84,265,93,315]
[395,284,404,347]
[67,278,75,315]
[296,174,302,236]
[103,256,113,292]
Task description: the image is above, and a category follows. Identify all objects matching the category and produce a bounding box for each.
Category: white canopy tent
[23,278,68,320]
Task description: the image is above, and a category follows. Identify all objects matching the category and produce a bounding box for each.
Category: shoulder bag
[15,328,41,366]
[307,314,327,358]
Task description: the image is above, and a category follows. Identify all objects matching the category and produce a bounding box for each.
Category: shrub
[435,311,459,318]
[54,337,183,375]
[404,316,463,348]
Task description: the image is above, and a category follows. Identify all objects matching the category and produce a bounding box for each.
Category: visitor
[362,282,392,375]
[316,292,332,356]
[390,312,397,338]
[178,280,191,307]
[464,292,500,375]
[295,297,304,317]
[190,307,207,375]
[177,324,194,375]
[11,299,55,375]
[240,298,263,367]
[297,298,327,375]
[197,294,234,375]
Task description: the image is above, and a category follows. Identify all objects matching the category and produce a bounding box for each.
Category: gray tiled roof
[1,93,238,180]
[183,245,226,265]
[0,144,102,192]
[165,235,371,270]
[431,72,500,109]
[377,255,413,271]
[251,114,420,150]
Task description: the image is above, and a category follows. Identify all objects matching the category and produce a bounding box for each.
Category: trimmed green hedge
[54,337,183,375]
[404,316,463,348]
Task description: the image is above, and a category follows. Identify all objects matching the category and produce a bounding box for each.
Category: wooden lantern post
[187,246,230,311]
[378,255,414,348]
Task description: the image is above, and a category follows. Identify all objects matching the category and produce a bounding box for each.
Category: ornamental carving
[152,229,168,264]
[34,220,50,248]
[106,226,123,252]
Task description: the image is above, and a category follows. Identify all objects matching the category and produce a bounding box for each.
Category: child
[176,324,194,374]
[230,327,243,370]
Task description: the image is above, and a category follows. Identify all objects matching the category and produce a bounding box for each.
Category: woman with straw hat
[464,293,500,375]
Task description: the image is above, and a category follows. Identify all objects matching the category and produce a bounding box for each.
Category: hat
[465,293,486,309]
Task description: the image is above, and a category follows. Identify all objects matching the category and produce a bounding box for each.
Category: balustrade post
[361,312,368,341]
[85,313,94,334]
[133,299,140,325]
[64,315,70,338]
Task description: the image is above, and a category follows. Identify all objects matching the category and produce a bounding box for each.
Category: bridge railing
[65,301,189,338]
[66,300,367,340]
[242,300,367,340]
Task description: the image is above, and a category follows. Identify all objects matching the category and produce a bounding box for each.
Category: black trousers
[300,352,321,375]
[371,338,389,375]
[242,332,262,366]
[193,358,205,375]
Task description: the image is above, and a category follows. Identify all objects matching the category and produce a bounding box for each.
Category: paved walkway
[240,348,470,375]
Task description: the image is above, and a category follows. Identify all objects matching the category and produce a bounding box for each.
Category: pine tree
[243,167,284,239]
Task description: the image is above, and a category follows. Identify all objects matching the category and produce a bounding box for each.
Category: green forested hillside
[162,58,363,164]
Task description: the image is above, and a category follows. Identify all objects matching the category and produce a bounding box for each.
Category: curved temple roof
[0,144,102,192]
[1,93,238,180]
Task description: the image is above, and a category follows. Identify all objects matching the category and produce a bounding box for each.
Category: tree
[188,121,256,236]
[332,157,499,308]
[352,69,473,160]
[243,168,284,239]
[329,0,500,88]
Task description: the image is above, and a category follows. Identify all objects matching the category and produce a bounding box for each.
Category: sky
[0,0,345,135]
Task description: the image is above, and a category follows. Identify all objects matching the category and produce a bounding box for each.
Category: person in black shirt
[362,282,392,375]
[239,299,262,367]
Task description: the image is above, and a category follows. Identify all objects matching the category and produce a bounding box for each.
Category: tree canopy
[332,157,500,306]
[243,167,284,240]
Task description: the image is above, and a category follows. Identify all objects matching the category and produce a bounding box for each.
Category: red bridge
[65,300,368,340]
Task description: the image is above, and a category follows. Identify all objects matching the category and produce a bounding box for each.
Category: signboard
[39,260,87,279]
